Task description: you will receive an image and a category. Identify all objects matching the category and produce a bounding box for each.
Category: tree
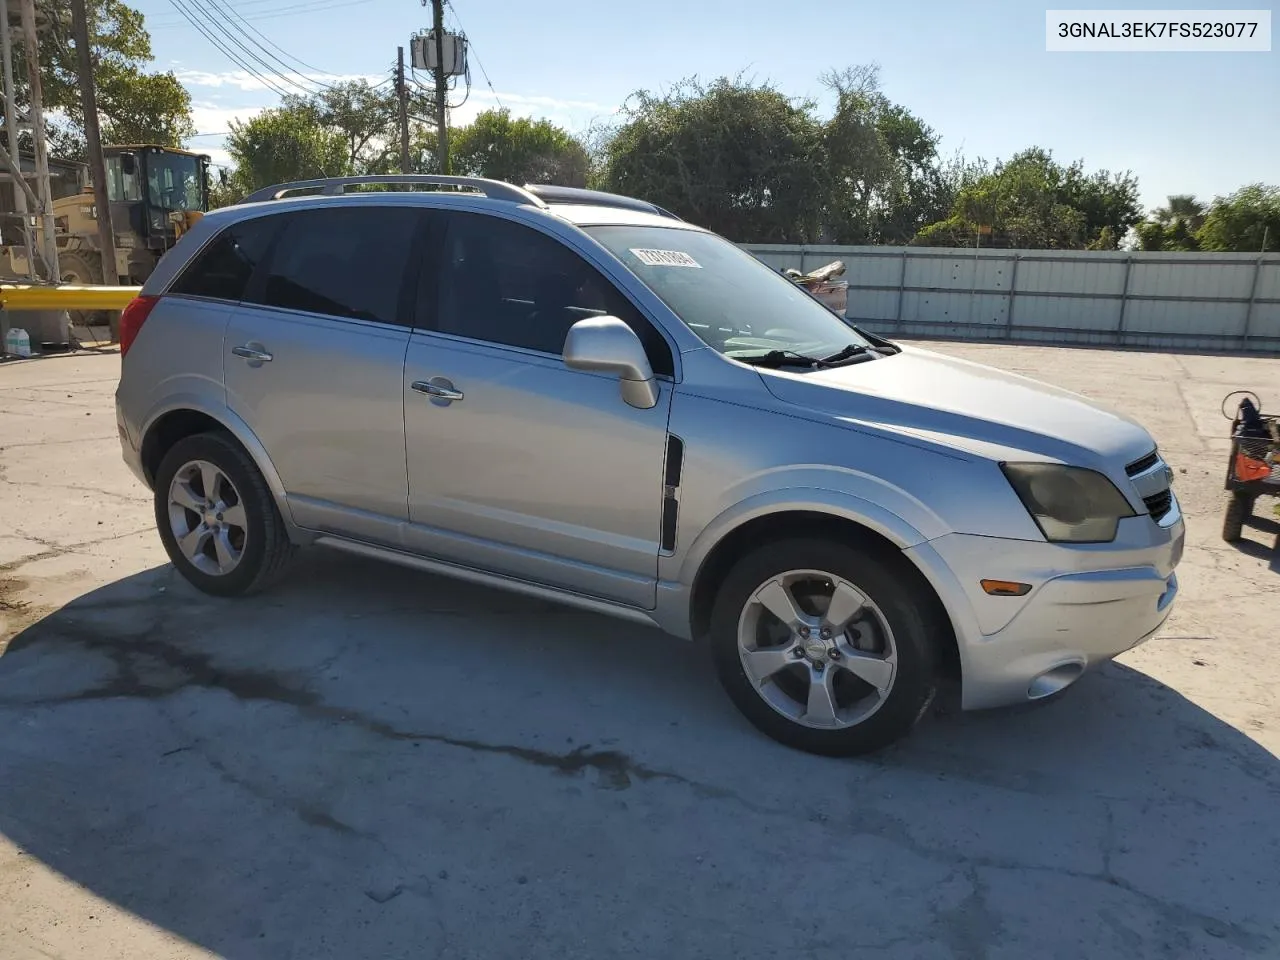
[819,65,952,244]
[225,105,350,196]
[11,0,193,159]
[1135,194,1205,251]
[602,76,825,243]
[1196,184,1280,252]
[914,147,1139,249]
[282,80,398,173]
[451,109,588,187]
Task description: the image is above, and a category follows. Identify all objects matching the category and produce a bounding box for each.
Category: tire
[57,250,107,331]
[1222,492,1254,543]
[709,537,941,757]
[153,432,296,597]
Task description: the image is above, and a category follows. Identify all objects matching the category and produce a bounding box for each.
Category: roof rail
[522,183,683,221]
[242,175,548,207]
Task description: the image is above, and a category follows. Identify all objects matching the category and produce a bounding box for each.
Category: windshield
[146,152,203,211]
[585,225,868,359]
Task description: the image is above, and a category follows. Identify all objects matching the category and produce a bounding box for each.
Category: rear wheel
[1222,492,1254,543]
[154,432,296,597]
[709,538,941,757]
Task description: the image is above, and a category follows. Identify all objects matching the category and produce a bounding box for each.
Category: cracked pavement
[0,345,1277,959]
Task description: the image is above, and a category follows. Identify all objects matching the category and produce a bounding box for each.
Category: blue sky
[130,0,1279,212]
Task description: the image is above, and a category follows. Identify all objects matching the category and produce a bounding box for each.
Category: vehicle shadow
[1230,512,1280,571]
[1,551,1277,959]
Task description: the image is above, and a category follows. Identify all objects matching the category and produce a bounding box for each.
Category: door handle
[232,344,273,363]
[411,379,464,402]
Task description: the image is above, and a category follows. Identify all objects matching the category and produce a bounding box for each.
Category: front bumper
[906,498,1185,710]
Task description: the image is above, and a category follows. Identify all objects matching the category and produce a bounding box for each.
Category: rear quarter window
[169,216,277,302]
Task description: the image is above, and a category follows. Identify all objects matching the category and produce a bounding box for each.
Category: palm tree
[1153,194,1206,232]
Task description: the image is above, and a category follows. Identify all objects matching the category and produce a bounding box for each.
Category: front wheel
[153,432,296,597]
[709,538,941,757]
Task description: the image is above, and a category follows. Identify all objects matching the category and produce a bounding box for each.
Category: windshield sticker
[630,248,702,268]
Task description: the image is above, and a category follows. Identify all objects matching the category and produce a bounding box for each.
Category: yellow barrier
[0,284,142,311]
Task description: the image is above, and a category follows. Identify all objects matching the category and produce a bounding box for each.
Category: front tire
[709,538,941,757]
[154,432,296,597]
[58,250,107,331]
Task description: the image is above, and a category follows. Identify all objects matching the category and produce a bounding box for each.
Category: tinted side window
[169,216,276,302]
[249,206,418,325]
[434,212,673,376]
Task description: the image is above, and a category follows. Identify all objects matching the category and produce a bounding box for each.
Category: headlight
[1001,463,1136,543]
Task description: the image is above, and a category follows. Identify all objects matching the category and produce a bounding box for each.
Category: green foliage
[914,147,1139,249]
[1134,194,1205,251]
[281,80,398,173]
[601,76,826,243]
[820,66,952,244]
[1134,188,1278,252]
[12,0,194,158]
[222,90,593,195]
[598,67,992,245]
[225,105,350,196]
[451,109,589,187]
[1196,184,1280,252]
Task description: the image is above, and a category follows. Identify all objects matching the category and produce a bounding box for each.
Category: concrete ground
[0,342,1277,960]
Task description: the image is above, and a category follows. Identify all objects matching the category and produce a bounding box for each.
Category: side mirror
[119,152,136,176]
[562,316,658,410]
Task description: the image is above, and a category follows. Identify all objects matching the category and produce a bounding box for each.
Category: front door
[402,210,676,608]
[223,204,420,542]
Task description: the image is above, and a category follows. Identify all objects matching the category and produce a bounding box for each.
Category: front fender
[672,482,941,592]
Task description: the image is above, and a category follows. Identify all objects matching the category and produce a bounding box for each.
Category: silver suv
[114,176,1185,756]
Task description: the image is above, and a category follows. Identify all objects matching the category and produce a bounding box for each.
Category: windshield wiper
[733,349,823,368]
[819,344,869,364]
[734,344,879,369]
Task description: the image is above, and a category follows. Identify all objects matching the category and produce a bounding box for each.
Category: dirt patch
[0,577,29,612]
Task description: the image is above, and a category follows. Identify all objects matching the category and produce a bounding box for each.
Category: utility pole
[396,45,410,174]
[431,0,448,174]
[71,0,116,286]
[0,0,35,278]
[17,0,57,284]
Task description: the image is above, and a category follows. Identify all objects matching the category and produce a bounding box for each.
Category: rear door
[223,204,421,544]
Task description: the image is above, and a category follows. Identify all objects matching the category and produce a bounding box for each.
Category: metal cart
[1221,391,1280,543]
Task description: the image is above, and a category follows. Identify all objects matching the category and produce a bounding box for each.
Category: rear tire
[709,537,941,757]
[153,432,296,597]
[1222,492,1254,543]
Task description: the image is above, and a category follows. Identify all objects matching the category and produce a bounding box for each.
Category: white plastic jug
[4,327,32,358]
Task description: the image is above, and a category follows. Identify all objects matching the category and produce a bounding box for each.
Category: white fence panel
[740,244,1280,354]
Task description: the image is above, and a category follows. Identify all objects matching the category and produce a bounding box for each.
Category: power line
[444,0,501,111]
[150,0,379,30]
[177,0,328,96]
[163,0,295,98]
[205,0,345,82]
[186,0,322,95]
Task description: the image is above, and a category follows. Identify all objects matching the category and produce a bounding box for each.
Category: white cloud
[174,67,619,131]
[189,102,267,136]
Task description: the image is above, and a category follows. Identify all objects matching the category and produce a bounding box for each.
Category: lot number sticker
[630,248,702,268]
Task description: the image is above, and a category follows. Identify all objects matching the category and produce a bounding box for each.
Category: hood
[757,345,1156,467]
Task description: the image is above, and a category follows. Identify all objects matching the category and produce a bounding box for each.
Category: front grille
[1126,450,1160,477]
[1143,489,1172,521]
